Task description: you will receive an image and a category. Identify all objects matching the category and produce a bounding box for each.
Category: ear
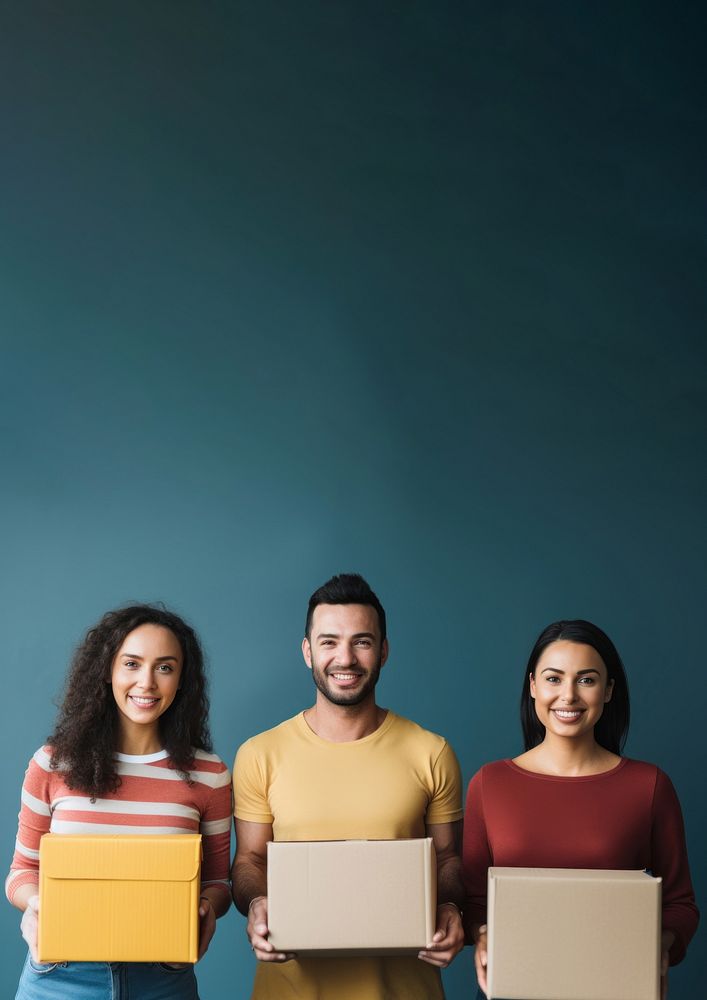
[380,638,389,669]
[529,672,537,699]
[302,636,313,670]
[604,678,615,703]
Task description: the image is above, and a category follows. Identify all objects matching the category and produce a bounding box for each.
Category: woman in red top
[462,620,699,999]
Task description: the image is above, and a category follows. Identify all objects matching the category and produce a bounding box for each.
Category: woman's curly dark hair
[48,604,212,798]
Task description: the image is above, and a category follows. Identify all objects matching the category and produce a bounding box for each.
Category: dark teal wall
[1,3,704,996]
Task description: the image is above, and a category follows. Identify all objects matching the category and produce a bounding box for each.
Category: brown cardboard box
[267,838,436,955]
[38,833,201,962]
[486,867,662,1000]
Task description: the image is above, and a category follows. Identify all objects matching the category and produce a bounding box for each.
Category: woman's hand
[164,896,218,967]
[473,923,488,996]
[660,930,675,1000]
[197,897,216,960]
[20,894,40,962]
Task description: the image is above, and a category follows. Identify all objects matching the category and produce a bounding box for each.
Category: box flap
[489,867,660,884]
[40,834,201,882]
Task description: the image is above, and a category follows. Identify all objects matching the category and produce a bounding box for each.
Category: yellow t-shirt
[233,710,463,1000]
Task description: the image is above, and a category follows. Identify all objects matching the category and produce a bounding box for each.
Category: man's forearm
[232,858,268,916]
[437,856,465,911]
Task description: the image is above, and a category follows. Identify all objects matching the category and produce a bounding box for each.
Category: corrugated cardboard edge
[486,868,498,999]
[424,837,436,945]
[651,877,663,1000]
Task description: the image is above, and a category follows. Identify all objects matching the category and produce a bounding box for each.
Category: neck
[115,721,162,756]
[304,694,387,743]
[530,733,616,776]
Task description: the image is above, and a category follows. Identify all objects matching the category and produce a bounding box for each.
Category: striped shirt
[6,745,232,908]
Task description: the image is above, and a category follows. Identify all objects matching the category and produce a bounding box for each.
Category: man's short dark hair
[305,573,387,641]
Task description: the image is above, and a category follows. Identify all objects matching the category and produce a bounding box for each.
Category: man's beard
[310,658,382,707]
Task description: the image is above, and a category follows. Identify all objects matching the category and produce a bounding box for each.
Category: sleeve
[461,768,492,935]
[5,749,53,905]
[199,760,233,909]
[425,740,464,825]
[232,738,274,824]
[650,769,700,965]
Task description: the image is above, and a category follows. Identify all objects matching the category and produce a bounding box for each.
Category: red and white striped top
[6,745,232,908]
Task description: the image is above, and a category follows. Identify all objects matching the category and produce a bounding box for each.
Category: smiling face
[530,640,614,742]
[302,603,388,708]
[110,623,183,752]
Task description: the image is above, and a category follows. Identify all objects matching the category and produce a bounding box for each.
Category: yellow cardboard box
[38,833,201,963]
[267,838,437,956]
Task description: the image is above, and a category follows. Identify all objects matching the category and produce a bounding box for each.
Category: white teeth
[555,710,581,718]
[131,697,158,705]
[332,673,358,680]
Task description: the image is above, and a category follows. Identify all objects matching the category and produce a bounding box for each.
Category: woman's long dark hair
[520,620,630,755]
[48,604,212,797]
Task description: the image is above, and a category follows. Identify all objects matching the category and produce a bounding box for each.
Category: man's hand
[473,923,488,995]
[423,819,464,968]
[418,903,465,968]
[247,896,295,963]
[20,894,40,963]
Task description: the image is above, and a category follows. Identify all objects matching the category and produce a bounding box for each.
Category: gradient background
[1,2,704,996]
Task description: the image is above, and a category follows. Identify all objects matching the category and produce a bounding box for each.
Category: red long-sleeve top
[462,758,699,965]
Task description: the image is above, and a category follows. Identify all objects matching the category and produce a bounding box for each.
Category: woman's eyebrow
[540,666,601,675]
[120,653,178,661]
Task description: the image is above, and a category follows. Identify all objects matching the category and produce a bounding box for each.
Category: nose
[335,644,358,668]
[135,665,157,690]
[559,679,578,703]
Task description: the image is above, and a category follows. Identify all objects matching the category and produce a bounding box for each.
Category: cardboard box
[38,833,201,963]
[486,867,662,1000]
[267,838,436,955]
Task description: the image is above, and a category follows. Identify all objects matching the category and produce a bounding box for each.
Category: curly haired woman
[6,604,232,1000]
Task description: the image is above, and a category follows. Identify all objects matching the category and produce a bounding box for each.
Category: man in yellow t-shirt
[232,573,465,1000]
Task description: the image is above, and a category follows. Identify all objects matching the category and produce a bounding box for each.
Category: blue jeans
[15,953,200,1000]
